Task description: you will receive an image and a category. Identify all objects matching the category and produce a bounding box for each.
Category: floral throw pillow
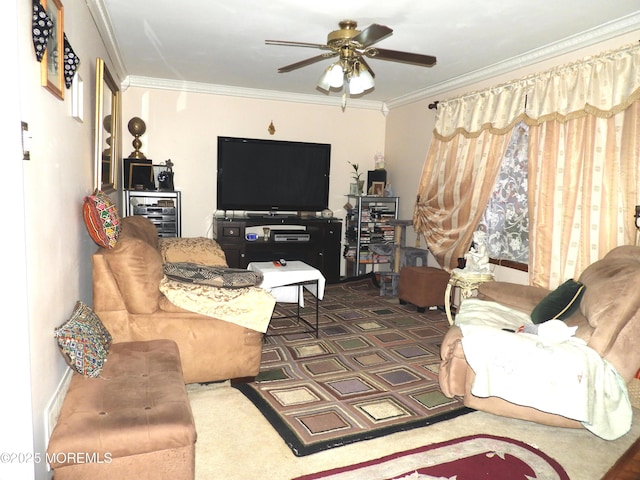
[83,189,121,248]
[54,301,112,377]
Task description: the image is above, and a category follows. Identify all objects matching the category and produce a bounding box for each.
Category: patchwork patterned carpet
[233,276,471,456]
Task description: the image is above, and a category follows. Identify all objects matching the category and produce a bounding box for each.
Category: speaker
[367,169,387,194]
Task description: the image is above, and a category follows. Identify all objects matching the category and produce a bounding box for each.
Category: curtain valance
[435,42,640,140]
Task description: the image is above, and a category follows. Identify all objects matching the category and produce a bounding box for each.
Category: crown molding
[386,12,640,109]
[122,76,386,111]
[85,0,127,82]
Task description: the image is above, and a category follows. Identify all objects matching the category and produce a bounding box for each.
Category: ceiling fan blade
[266,40,331,50]
[368,48,437,67]
[351,24,393,47]
[277,52,338,73]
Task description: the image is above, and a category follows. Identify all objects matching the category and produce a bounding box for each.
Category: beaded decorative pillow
[54,301,112,377]
[82,189,121,249]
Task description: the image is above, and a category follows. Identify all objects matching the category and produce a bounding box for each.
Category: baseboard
[44,367,73,443]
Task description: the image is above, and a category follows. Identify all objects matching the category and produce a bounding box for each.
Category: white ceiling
[89,1,640,107]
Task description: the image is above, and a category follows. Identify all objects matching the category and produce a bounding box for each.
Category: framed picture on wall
[40,0,64,99]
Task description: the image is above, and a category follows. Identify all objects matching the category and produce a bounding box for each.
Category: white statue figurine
[464,230,491,273]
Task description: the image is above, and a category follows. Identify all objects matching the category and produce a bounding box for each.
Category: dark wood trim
[601,435,640,480]
[489,258,528,272]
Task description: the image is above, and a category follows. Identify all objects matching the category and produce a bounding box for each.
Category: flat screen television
[217,136,331,213]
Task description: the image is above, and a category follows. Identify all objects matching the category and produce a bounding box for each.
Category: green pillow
[530,279,586,324]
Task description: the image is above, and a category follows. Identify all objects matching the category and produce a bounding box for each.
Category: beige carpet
[188,378,640,480]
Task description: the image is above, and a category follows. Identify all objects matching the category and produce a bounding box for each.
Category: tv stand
[214,215,342,283]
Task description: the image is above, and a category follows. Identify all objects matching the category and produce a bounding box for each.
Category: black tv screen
[217,136,331,213]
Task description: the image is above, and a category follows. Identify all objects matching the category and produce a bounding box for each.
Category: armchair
[92,216,273,384]
[439,245,640,439]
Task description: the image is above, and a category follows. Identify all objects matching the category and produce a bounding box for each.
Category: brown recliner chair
[93,216,270,384]
[439,245,640,431]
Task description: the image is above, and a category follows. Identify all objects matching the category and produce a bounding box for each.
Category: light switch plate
[21,121,30,160]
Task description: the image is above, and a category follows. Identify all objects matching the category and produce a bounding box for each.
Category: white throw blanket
[456,299,632,440]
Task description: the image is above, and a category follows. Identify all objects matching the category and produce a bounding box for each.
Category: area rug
[233,276,471,456]
[292,434,570,480]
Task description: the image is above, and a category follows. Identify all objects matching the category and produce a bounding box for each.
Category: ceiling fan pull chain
[341,89,347,110]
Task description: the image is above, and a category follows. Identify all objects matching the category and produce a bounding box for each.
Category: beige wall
[385,29,640,283]
[12,0,115,477]
[121,89,387,239]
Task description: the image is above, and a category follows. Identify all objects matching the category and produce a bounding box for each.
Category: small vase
[357,180,365,195]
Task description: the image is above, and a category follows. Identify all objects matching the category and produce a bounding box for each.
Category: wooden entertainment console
[214,215,343,283]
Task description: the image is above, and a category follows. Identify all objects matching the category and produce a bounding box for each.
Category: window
[477,121,529,263]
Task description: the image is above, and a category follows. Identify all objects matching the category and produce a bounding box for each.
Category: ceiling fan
[266,20,437,106]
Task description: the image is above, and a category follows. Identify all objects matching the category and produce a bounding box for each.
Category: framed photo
[124,158,154,190]
[40,0,64,100]
[349,183,358,195]
[372,181,385,196]
[129,163,155,190]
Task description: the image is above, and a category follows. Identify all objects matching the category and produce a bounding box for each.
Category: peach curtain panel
[413,129,510,270]
[415,43,640,284]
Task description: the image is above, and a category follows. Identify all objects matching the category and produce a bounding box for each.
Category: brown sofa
[93,216,266,384]
[439,245,640,429]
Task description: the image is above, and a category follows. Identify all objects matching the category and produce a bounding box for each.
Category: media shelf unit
[344,195,399,276]
[124,190,181,237]
[213,215,342,283]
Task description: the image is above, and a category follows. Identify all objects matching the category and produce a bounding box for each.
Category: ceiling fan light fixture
[348,77,365,95]
[348,63,375,95]
[269,20,436,107]
[317,63,344,91]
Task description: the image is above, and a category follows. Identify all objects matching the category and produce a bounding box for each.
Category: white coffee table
[247,261,325,337]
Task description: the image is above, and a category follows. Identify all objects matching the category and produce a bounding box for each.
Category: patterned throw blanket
[157,238,276,332]
[160,275,276,333]
[164,262,263,288]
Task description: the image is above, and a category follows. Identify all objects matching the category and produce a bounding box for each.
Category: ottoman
[398,266,450,312]
[47,340,196,480]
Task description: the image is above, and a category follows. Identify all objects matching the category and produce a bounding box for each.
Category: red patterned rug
[233,276,471,456]
[293,434,569,480]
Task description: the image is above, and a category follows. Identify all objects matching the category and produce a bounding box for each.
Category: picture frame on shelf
[371,181,385,196]
[124,158,151,190]
[40,0,64,100]
[129,163,155,190]
[349,183,358,195]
